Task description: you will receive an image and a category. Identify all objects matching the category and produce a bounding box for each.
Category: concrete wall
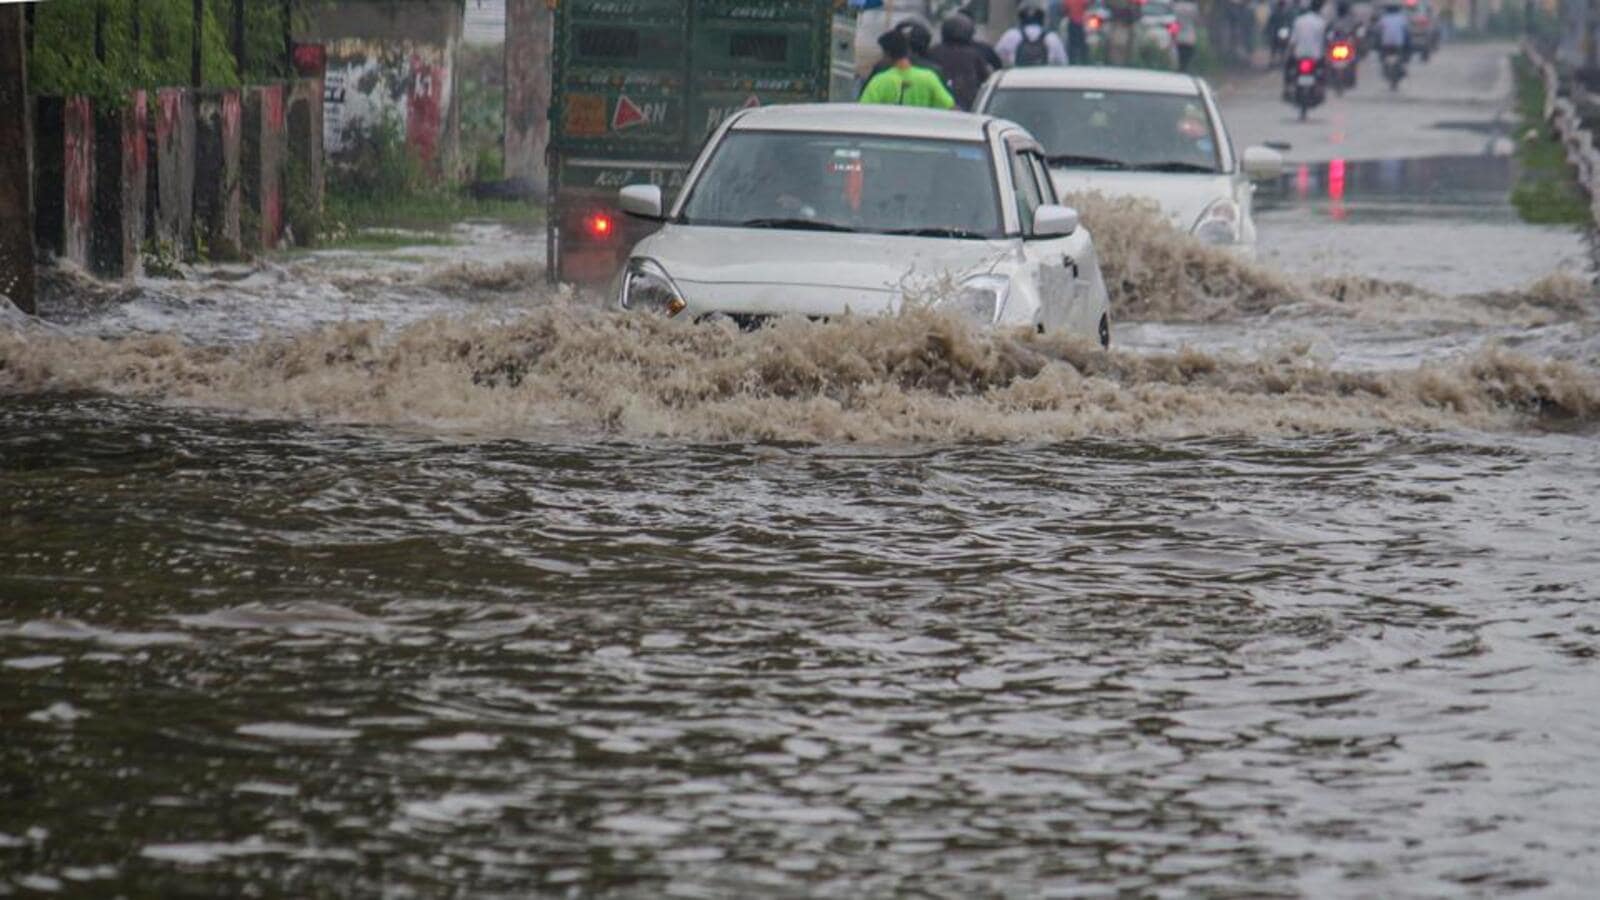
[503,0,550,189]
[152,88,198,255]
[299,0,464,178]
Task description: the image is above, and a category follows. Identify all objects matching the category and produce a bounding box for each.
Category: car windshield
[984,88,1222,173]
[677,130,1003,238]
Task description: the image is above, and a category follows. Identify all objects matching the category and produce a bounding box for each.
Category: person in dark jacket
[927,14,993,111]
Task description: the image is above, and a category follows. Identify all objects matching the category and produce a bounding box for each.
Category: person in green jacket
[860,29,956,110]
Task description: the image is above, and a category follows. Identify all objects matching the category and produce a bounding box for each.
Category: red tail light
[584,212,615,239]
[1330,42,1353,61]
[1087,14,1102,29]
[1167,21,1180,36]
[1298,58,1316,75]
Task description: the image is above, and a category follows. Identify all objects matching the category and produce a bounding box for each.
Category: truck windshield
[984,88,1221,174]
[678,131,1003,238]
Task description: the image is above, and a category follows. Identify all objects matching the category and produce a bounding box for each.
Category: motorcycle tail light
[1167,21,1180,36]
[1298,58,1316,75]
[1330,43,1352,61]
[1087,15,1102,29]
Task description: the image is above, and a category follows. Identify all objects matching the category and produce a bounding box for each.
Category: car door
[1003,136,1088,334]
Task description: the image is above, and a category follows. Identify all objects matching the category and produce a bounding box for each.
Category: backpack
[1014,31,1049,67]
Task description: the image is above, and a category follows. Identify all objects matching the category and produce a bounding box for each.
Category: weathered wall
[196,89,243,259]
[299,0,464,178]
[243,84,288,250]
[152,88,198,254]
[0,7,35,314]
[63,97,95,268]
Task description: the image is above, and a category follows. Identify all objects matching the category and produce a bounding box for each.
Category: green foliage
[30,0,294,103]
[1510,54,1590,226]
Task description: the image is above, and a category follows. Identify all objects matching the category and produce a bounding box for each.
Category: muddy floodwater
[5,46,1600,898]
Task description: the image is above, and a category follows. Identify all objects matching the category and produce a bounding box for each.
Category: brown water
[3,199,1600,896]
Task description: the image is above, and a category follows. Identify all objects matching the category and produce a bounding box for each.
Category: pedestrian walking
[1062,0,1091,64]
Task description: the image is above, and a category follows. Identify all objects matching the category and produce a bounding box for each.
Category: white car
[613,104,1112,345]
[975,67,1283,253]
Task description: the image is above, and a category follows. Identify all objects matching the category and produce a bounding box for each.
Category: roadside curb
[1523,39,1600,229]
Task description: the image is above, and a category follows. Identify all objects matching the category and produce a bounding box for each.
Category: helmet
[941,12,976,44]
[1018,3,1047,26]
[898,21,934,54]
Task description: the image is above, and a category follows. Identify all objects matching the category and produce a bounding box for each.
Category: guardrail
[1524,38,1600,228]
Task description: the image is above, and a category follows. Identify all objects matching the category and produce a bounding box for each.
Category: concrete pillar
[0,7,35,314]
[90,91,148,280]
[151,88,197,256]
[286,77,324,246]
[243,84,287,252]
[63,97,95,269]
[504,0,552,192]
[195,89,243,260]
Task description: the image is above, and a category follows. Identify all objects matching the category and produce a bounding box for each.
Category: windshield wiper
[736,217,857,233]
[880,226,991,239]
[1128,161,1219,173]
[1044,153,1127,169]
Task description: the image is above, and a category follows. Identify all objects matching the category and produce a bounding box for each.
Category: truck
[547,0,858,285]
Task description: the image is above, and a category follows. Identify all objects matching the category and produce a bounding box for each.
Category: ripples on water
[3,396,1599,896]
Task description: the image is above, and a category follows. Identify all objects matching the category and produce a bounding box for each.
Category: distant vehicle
[546,0,857,284]
[976,67,1282,253]
[1405,0,1441,61]
[1327,35,1358,94]
[1077,1,1179,68]
[613,104,1113,344]
[1381,44,1407,90]
[1286,52,1327,120]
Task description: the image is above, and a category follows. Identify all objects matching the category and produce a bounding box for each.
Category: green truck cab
[548,0,857,285]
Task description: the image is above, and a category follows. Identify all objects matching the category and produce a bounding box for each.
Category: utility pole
[0,5,37,314]
[504,0,553,190]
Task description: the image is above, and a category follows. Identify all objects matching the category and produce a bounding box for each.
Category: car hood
[632,225,1016,317]
[1050,169,1233,233]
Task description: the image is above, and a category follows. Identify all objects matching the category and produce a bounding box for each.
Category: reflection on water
[1261,154,1518,222]
[3,397,1600,895]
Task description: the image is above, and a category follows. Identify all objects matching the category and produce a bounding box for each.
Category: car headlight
[942,275,1011,326]
[618,258,688,317]
[1191,198,1240,245]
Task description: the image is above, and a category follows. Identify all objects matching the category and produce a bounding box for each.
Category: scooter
[1380,46,1406,90]
[1327,38,1358,95]
[1284,55,1327,121]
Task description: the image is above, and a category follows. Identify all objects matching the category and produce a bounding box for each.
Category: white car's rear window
[985,88,1221,174]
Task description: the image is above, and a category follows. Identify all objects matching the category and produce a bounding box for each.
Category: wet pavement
[4,38,1600,900]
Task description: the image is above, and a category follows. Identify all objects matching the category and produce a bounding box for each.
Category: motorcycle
[1271,25,1291,64]
[1284,55,1326,121]
[1327,38,1358,95]
[1379,46,1406,90]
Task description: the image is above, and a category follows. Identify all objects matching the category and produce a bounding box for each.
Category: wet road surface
[4,39,1600,900]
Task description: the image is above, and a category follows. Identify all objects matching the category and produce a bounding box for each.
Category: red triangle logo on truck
[612,96,646,130]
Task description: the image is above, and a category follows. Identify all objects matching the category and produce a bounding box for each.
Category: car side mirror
[618,184,663,219]
[1032,204,1079,238]
[1242,146,1284,181]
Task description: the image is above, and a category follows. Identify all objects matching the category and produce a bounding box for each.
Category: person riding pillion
[996,4,1069,67]
[1378,2,1410,55]
[1286,0,1327,75]
[860,29,957,109]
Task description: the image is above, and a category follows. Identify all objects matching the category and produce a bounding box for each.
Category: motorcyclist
[860,28,957,108]
[1285,0,1327,82]
[1329,1,1360,41]
[996,3,1069,66]
[927,14,993,110]
[1265,0,1294,64]
[1377,1,1409,58]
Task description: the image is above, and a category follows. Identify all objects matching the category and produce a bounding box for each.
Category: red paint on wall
[124,91,148,189]
[157,89,181,148]
[63,97,94,267]
[405,54,445,168]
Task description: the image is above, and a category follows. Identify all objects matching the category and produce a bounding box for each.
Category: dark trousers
[1066,22,1088,64]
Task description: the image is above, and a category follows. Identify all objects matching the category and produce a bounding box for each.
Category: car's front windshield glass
[984,88,1221,173]
[677,130,1003,238]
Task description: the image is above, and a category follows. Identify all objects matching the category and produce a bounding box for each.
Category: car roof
[989,66,1203,96]
[728,103,1002,142]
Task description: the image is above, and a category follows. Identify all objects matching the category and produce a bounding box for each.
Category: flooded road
[4,41,1600,899]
